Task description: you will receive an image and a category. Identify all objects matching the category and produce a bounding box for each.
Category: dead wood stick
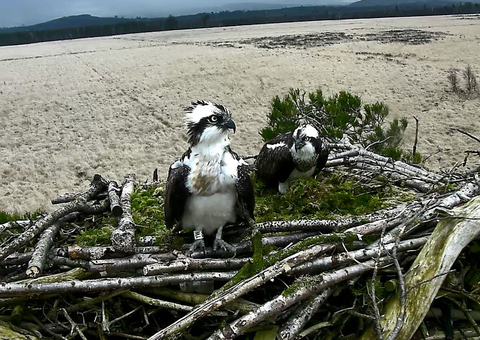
[326,142,442,181]
[122,291,194,312]
[108,181,123,217]
[457,128,480,144]
[87,253,176,273]
[0,271,235,297]
[110,174,136,254]
[108,305,143,328]
[67,245,169,261]
[277,288,333,340]
[291,236,427,275]
[61,308,88,340]
[361,196,480,340]
[207,257,393,340]
[0,220,31,235]
[356,156,438,184]
[148,288,260,314]
[0,175,108,262]
[143,257,250,275]
[353,161,434,192]
[191,232,320,258]
[49,289,128,318]
[148,242,339,339]
[151,211,421,339]
[2,246,171,267]
[256,205,405,233]
[26,221,64,278]
[413,116,419,156]
[107,332,147,340]
[51,175,108,204]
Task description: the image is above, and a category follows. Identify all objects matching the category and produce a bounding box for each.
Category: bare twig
[457,129,480,145]
[412,116,419,156]
[61,308,88,340]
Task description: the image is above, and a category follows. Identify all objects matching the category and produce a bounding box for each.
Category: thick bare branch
[0,175,107,262]
[0,271,235,297]
[208,257,392,340]
[277,288,333,340]
[110,174,136,254]
[26,221,64,278]
[108,181,123,217]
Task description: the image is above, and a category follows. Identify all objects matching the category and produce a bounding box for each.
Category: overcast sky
[0,0,354,28]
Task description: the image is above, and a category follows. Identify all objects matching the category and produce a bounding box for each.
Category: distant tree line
[1,2,479,47]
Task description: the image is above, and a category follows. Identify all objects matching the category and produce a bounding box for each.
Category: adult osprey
[164,101,255,254]
[255,124,329,193]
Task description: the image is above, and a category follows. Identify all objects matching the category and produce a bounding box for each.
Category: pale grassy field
[1,15,479,214]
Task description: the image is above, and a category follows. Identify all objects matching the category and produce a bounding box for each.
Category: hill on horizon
[1,0,479,35]
[0,14,132,33]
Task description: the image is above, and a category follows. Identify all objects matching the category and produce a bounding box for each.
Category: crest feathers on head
[185,100,230,126]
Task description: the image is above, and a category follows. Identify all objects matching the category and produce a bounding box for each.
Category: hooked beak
[294,139,302,151]
[223,119,236,133]
[295,138,305,151]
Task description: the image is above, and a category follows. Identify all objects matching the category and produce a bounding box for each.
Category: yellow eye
[209,115,218,123]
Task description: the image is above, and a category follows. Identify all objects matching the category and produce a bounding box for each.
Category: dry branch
[291,236,427,275]
[360,196,480,340]
[110,174,136,254]
[256,205,405,233]
[26,221,63,278]
[208,257,392,340]
[0,271,235,297]
[107,181,123,217]
[0,220,31,235]
[67,245,169,261]
[143,256,249,275]
[0,175,108,262]
[277,288,333,340]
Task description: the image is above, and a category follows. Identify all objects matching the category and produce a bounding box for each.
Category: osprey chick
[255,124,329,193]
[164,101,255,254]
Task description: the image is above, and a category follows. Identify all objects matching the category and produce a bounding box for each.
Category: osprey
[164,101,255,254]
[255,124,329,194]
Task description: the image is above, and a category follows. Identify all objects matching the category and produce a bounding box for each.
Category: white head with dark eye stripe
[185,100,236,146]
[292,124,319,152]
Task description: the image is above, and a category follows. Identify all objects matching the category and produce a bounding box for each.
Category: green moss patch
[254,174,391,222]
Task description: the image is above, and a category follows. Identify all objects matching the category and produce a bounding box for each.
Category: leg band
[194,230,204,241]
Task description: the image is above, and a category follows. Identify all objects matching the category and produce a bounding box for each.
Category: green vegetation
[130,184,166,238]
[254,174,390,222]
[0,209,44,224]
[71,171,402,248]
[261,88,410,160]
[76,225,114,246]
[0,209,45,242]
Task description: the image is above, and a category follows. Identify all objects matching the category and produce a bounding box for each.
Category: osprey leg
[186,229,206,255]
[213,226,236,256]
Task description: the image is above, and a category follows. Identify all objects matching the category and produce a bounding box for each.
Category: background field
[1,14,479,213]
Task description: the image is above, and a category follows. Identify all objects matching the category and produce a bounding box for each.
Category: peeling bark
[110,174,136,254]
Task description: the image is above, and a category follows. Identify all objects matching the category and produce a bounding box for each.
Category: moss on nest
[254,174,392,222]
